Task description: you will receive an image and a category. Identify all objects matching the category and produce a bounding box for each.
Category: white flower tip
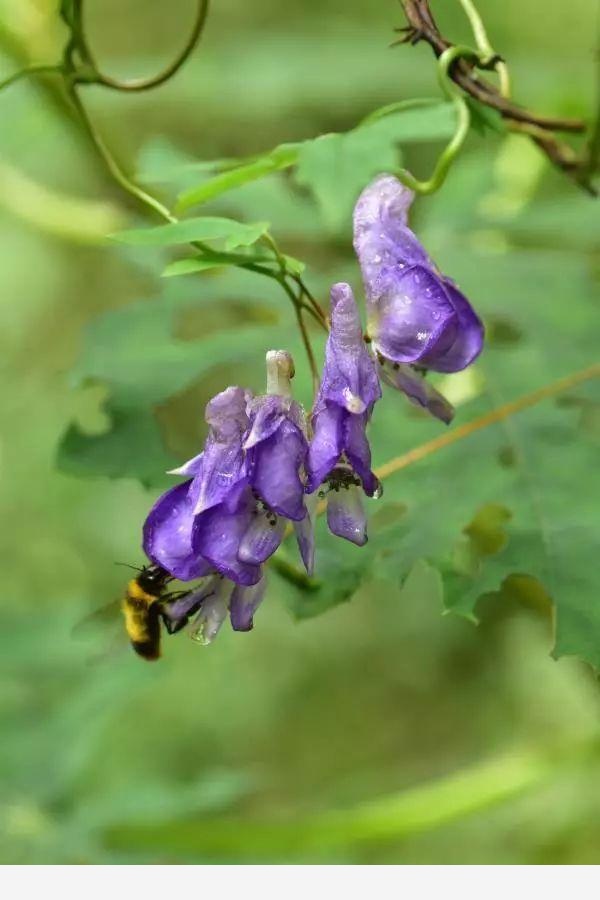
[266,349,295,396]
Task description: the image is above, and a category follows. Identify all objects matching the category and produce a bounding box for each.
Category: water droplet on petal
[191,624,210,646]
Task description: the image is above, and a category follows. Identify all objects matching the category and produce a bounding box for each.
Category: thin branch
[293,275,329,328]
[295,305,321,398]
[76,0,210,92]
[374,363,600,483]
[398,0,594,192]
[399,0,584,133]
[276,275,321,394]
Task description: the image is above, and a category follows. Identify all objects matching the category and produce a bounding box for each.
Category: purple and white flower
[306,282,381,546]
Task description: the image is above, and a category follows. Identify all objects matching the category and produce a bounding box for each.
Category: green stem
[294,274,328,327]
[276,273,321,394]
[396,45,480,195]
[66,85,176,222]
[457,0,511,97]
[75,0,210,92]
[0,64,62,92]
[359,96,442,127]
[270,555,321,590]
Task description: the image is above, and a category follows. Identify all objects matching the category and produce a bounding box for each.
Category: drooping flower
[306,282,381,546]
[353,173,484,423]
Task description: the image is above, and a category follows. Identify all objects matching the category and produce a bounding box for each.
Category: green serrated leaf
[276,519,374,620]
[57,280,289,481]
[70,292,283,408]
[57,405,177,486]
[110,217,270,251]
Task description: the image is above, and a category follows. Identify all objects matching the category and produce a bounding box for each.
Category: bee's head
[137,565,171,595]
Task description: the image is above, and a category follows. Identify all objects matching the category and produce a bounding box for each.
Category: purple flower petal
[249,419,308,520]
[244,394,287,450]
[244,392,308,521]
[186,386,250,515]
[161,577,218,634]
[307,284,380,500]
[192,485,262,586]
[205,386,251,439]
[230,576,267,632]
[238,511,286,564]
[378,361,455,425]
[189,577,232,645]
[372,265,458,364]
[293,492,317,575]
[353,175,430,282]
[143,480,213,581]
[319,283,381,414]
[326,483,367,546]
[306,403,343,493]
[421,279,485,372]
[343,412,379,496]
[353,174,484,373]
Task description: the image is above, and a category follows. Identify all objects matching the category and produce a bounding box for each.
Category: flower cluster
[142,175,484,643]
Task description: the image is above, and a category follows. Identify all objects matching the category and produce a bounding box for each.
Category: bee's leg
[159,593,204,635]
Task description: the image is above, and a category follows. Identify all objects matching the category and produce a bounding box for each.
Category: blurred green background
[1,0,599,864]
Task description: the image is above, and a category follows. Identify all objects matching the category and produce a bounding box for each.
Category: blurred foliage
[1,0,599,865]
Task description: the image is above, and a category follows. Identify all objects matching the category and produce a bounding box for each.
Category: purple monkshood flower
[142,352,309,638]
[353,174,484,423]
[306,283,382,547]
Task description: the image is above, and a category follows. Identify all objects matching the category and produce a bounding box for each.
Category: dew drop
[191,625,210,646]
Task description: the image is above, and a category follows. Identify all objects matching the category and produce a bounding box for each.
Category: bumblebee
[121,564,174,660]
[74,563,195,663]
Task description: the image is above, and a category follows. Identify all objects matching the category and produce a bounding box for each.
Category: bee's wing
[71,599,121,638]
[71,599,131,666]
